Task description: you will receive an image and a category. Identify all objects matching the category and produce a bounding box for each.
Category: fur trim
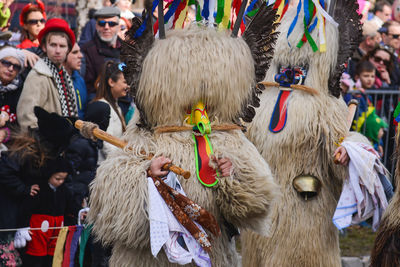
[136,26,255,128]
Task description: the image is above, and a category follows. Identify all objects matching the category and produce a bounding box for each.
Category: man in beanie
[17,18,78,130]
[81,6,121,100]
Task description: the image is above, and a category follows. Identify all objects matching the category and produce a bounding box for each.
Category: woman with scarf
[0,47,25,146]
[17,18,78,131]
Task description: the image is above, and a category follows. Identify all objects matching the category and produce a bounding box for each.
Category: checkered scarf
[43,57,77,117]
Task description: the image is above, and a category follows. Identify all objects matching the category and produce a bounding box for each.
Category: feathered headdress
[121,0,280,128]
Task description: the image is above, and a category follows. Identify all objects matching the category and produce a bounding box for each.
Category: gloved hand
[78,207,90,225]
[14,227,32,248]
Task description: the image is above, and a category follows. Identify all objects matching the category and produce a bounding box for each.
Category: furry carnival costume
[370,112,400,267]
[86,1,279,266]
[241,1,368,266]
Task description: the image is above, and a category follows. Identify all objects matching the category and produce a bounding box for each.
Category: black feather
[328,0,362,98]
[120,0,154,129]
[240,1,279,123]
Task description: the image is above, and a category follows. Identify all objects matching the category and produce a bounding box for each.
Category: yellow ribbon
[52,227,69,267]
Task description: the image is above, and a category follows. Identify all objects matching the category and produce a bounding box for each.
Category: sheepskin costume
[370,128,400,267]
[87,2,279,266]
[241,1,366,266]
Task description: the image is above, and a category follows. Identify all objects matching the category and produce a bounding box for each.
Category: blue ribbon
[305,0,318,34]
[164,0,181,23]
[287,0,302,47]
[242,0,260,25]
[202,0,210,20]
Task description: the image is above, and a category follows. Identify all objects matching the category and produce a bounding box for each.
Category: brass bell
[292,175,321,200]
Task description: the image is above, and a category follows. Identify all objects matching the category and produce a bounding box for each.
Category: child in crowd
[65,101,110,223]
[15,157,80,267]
[341,61,377,131]
[362,107,388,157]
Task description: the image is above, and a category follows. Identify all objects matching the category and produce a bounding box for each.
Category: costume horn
[231,0,248,37]
[158,0,166,39]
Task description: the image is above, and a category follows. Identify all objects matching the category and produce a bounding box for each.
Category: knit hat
[364,107,389,143]
[85,101,111,131]
[38,18,76,47]
[44,156,71,179]
[0,47,25,72]
[19,0,47,26]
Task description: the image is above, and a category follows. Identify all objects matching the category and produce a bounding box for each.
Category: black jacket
[19,181,79,226]
[81,33,121,95]
[0,152,44,232]
[65,135,100,208]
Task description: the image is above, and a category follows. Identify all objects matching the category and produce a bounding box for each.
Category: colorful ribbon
[52,227,69,267]
[62,226,76,267]
[79,225,92,267]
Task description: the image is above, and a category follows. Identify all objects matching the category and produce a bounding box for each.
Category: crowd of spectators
[0,0,135,265]
[342,0,400,162]
[0,0,400,265]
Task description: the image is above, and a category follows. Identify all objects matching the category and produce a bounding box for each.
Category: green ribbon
[189,0,202,21]
[215,0,225,24]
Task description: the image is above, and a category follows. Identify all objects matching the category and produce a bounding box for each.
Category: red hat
[38,18,76,47]
[19,0,47,26]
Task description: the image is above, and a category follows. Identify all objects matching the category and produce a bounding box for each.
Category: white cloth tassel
[148,172,211,267]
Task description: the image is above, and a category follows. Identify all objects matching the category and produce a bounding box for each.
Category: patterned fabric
[1,105,16,123]
[151,175,221,252]
[0,77,19,93]
[43,57,77,117]
[0,237,22,267]
[148,174,212,266]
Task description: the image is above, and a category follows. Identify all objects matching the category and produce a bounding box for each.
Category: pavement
[237,256,370,266]
[341,256,370,267]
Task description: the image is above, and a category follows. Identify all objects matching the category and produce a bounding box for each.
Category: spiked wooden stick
[75,120,191,179]
[334,99,359,164]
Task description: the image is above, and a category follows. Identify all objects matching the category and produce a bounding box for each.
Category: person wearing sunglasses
[17,18,78,131]
[380,20,400,52]
[364,44,396,87]
[0,47,24,131]
[117,17,131,40]
[17,0,47,49]
[81,7,125,105]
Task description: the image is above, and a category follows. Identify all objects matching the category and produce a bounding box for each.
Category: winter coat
[19,181,78,227]
[17,58,76,130]
[78,19,96,47]
[71,70,87,119]
[0,152,43,233]
[81,33,121,95]
[65,135,100,208]
[97,98,123,163]
[0,79,23,116]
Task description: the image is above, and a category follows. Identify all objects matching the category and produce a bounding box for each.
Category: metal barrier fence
[350,89,400,176]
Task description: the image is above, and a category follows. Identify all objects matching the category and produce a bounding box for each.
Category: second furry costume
[241,0,368,266]
[87,1,280,266]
